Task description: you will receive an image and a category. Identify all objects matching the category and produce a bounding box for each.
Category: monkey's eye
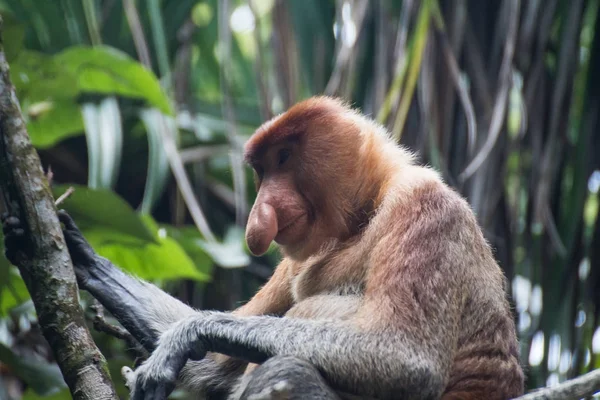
[278,148,291,166]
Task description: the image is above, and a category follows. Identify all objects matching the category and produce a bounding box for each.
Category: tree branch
[515,368,600,399]
[0,18,118,400]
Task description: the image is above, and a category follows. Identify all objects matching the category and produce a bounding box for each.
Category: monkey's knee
[234,356,339,400]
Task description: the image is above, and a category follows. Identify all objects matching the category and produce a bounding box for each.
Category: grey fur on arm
[129,311,446,400]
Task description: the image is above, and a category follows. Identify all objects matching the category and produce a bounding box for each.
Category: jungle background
[0,0,599,398]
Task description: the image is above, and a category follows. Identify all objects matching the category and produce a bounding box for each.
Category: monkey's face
[243,97,364,258]
[244,141,312,257]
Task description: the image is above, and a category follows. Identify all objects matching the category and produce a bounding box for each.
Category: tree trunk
[0,17,118,400]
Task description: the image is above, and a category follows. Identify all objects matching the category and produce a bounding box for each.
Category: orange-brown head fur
[244,96,409,260]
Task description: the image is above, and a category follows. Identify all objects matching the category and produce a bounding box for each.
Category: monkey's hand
[122,316,208,400]
[2,212,28,265]
[56,210,101,288]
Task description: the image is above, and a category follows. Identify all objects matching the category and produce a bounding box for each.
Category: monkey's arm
[59,211,300,397]
[127,308,451,400]
[57,211,293,342]
[4,212,296,396]
[55,211,196,349]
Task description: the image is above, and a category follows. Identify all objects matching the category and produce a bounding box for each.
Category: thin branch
[376,0,414,124]
[459,0,520,181]
[271,0,299,108]
[533,0,585,226]
[158,116,217,241]
[122,0,152,68]
[515,368,600,399]
[123,1,216,241]
[90,301,149,361]
[248,0,273,121]
[391,0,432,142]
[218,0,249,227]
[431,2,477,156]
[325,0,369,96]
[179,145,230,164]
[54,186,75,207]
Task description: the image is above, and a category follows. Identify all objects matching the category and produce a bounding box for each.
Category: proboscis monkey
[3,97,524,400]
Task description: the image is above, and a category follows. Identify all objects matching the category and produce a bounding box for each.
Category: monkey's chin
[275,213,307,245]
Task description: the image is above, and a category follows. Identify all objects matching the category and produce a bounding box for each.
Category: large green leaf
[10,51,83,148]
[26,99,84,148]
[55,46,173,114]
[52,185,156,243]
[164,225,214,279]
[81,220,210,282]
[0,267,30,316]
[2,13,25,62]
[22,388,71,400]
[10,51,79,101]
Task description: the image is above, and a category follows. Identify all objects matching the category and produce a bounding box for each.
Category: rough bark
[0,17,118,400]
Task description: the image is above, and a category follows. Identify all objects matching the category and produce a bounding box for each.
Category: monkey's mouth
[276,213,306,241]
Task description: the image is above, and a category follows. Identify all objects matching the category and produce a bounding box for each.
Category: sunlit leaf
[25,99,84,148]
[81,97,123,189]
[52,185,156,243]
[82,221,209,282]
[0,268,30,316]
[22,388,71,400]
[55,46,173,114]
[139,109,171,213]
[3,13,25,62]
[163,225,214,278]
[11,51,79,101]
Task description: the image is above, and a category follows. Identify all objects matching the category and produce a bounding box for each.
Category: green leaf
[52,185,156,243]
[25,99,84,148]
[81,221,210,282]
[55,46,173,114]
[163,225,214,279]
[3,13,25,62]
[0,343,66,396]
[0,268,30,316]
[22,388,71,400]
[11,51,79,102]
[10,52,85,148]
[139,109,171,213]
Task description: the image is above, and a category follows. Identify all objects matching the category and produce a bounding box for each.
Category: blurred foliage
[0,0,599,398]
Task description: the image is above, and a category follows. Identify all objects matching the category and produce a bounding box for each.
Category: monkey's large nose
[245,202,278,256]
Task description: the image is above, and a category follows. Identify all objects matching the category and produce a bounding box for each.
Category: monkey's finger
[57,210,79,231]
[2,216,22,233]
[121,366,136,391]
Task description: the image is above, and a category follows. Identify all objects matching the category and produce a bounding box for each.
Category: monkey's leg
[233,356,340,400]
